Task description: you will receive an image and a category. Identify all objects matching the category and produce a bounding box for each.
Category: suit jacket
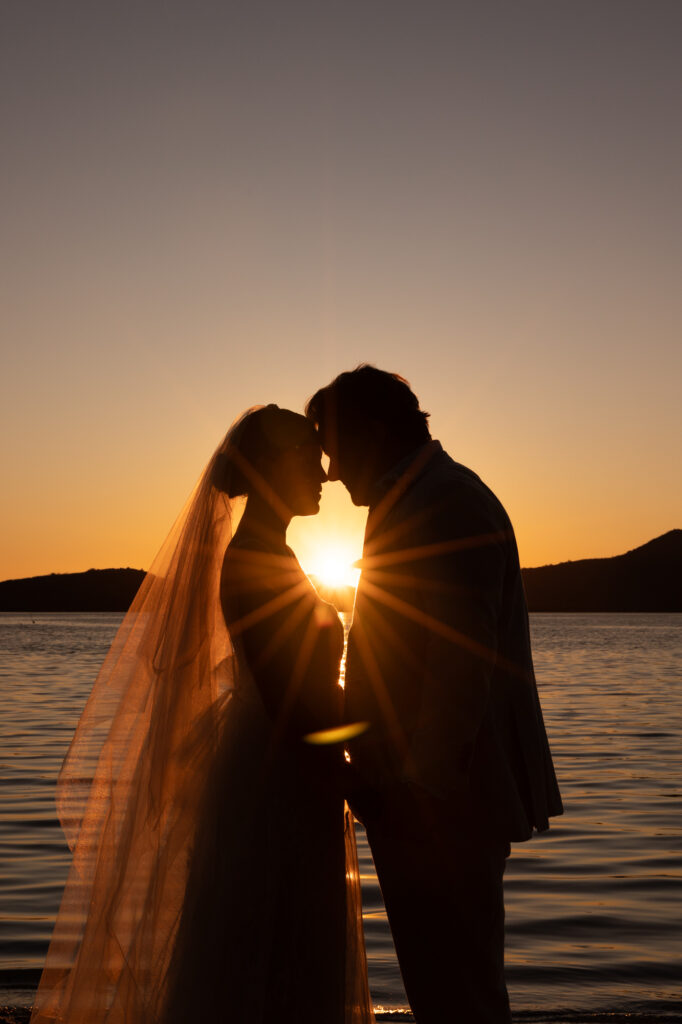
[345,441,563,842]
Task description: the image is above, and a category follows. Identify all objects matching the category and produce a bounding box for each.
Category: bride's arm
[221,546,343,736]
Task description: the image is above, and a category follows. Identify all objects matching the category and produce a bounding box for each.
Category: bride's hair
[212,404,318,498]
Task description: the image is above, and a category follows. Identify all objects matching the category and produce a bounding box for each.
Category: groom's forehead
[317,414,363,446]
[313,420,334,454]
[321,434,366,466]
[317,424,343,455]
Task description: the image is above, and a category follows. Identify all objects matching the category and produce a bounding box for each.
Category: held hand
[341,762,385,826]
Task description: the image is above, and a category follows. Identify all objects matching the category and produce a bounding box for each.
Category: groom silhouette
[306,366,562,1024]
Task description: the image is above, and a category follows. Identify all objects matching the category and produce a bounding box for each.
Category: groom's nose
[327,455,340,482]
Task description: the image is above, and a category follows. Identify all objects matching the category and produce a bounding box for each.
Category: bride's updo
[212,405,318,498]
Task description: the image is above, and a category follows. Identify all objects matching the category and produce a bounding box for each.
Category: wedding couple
[31,365,562,1024]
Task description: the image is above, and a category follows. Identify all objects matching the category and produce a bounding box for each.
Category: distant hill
[0,567,357,614]
[0,567,357,615]
[0,568,146,612]
[521,530,682,612]
[1,531,680,612]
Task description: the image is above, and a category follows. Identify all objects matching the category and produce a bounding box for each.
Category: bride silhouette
[30,406,374,1024]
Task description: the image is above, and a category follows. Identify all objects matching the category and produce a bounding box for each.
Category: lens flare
[303,721,370,745]
[306,544,361,588]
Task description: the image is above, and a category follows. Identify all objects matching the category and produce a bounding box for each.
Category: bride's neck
[239,494,291,546]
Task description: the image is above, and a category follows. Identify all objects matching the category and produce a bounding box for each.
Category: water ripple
[1,611,681,1015]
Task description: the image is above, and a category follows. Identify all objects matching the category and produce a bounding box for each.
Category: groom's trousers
[364,798,512,1024]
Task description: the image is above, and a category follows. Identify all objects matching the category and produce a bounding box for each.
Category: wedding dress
[29,420,374,1024]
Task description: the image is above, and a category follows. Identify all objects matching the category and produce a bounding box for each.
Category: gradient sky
[2,1,681,582]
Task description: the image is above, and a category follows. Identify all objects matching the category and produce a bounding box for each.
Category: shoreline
[3,1009,682,1024]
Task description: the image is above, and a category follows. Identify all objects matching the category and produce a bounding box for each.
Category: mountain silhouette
[0,531,680,612]
[521,530,681,612]
[0,568,146,612]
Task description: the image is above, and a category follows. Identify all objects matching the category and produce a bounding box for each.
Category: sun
[306,543,361,589]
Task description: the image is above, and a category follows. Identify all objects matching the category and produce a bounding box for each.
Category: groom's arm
[401,489,508,800]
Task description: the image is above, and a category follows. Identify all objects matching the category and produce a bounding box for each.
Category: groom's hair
[305,365,430,447]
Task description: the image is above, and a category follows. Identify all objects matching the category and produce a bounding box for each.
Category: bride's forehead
[294,440,322,459]
[278,442,322,470]
[276,437,320,457]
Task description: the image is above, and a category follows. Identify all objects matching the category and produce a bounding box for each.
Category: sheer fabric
[30,423,374,1024]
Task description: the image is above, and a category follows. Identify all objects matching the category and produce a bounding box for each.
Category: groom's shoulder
[420,446,504,508]
[399,446,512,547]
[431,447,482,486]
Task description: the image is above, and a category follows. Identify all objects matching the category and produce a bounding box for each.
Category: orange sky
[2,3,681,582]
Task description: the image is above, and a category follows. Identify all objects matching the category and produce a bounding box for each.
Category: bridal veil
[30,417,374,1024]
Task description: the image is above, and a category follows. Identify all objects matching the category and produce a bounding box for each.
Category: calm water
[1,612,681,1021]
